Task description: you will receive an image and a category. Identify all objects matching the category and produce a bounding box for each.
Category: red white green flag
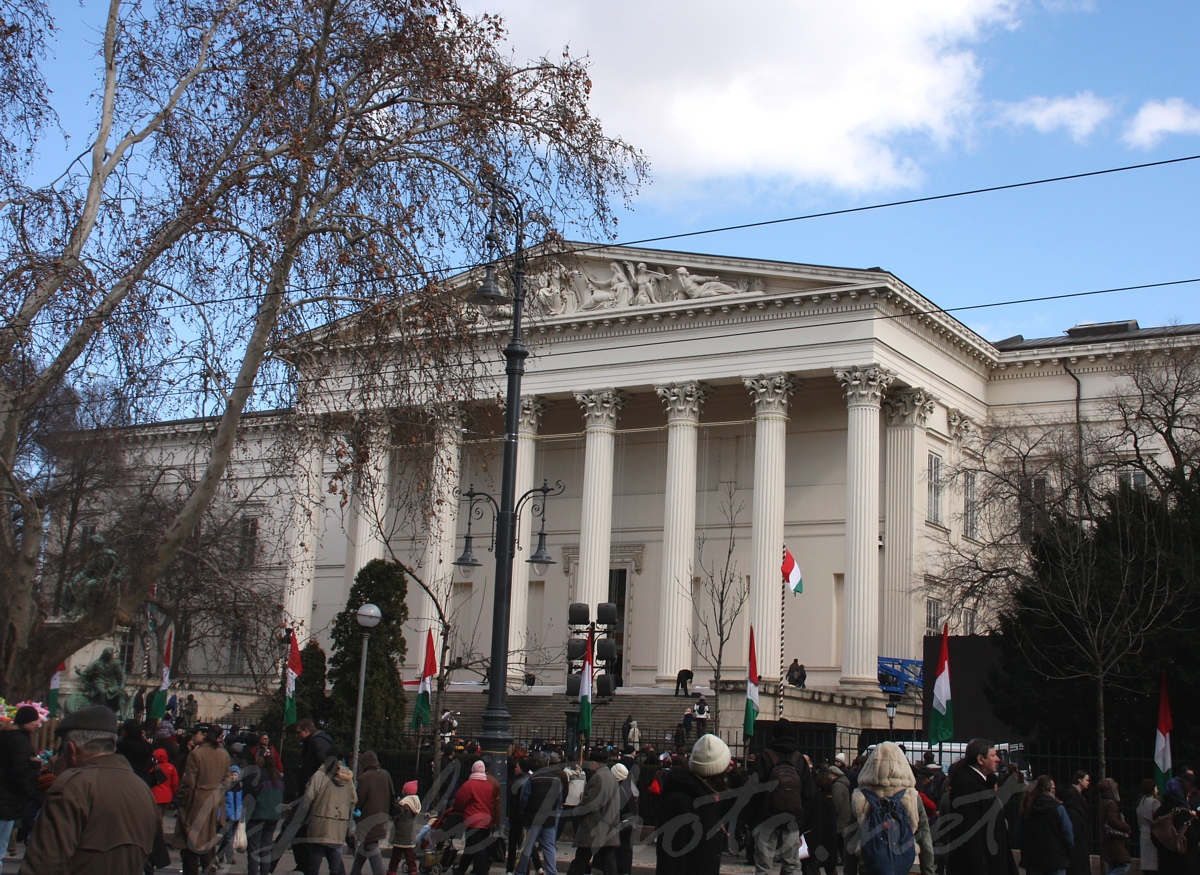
[1155,672,1173,793]
[744,625,760,739]
[929,623,953,745]
[577,625,594,739]
[781,547,803,595]
[411,629,437,730]
[149,626,173,720]
[283,630,302,726]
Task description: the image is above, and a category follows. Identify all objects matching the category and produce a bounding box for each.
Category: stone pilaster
[654,382,709,684]
[574,389,627,610]
[508,397,549,673]
[834,365,895,688]
[350,427,393,569]
[882,388,936,660]
[743,373,797,681]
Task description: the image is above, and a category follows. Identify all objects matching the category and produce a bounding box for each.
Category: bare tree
[0,0,645,698]
[932,343,1200,776]
[685,482,750,736]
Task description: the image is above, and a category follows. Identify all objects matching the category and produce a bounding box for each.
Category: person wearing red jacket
[151,747,180,817]
[454,761,497,875]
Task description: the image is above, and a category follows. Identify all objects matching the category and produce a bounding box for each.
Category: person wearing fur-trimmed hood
[848,742,934,875]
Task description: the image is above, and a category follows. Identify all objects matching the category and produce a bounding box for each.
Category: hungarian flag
[744,625,759,738]
[410,629,436,730]
[577,625,594,739]
[781,547,803,595]
[283,630,302,726]
[149,626,173,720]
[929,623,953,745]
[1155,672,1173,793]
[48,662,66,718]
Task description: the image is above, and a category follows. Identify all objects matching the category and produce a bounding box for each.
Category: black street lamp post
[457,187,561,821]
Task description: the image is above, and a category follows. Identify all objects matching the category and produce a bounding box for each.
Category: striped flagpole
[778,545,786,719]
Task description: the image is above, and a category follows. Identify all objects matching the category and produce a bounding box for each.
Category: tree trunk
[1096,676,1108,781]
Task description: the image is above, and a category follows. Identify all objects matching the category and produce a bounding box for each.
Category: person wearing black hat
[19,704,158,874]
[0,705,41,860]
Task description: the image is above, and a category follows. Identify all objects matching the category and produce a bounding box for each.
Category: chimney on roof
[1065,320,1139,339]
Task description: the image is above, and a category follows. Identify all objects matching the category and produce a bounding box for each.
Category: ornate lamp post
[351,602,381,779]
[456,185,547,820]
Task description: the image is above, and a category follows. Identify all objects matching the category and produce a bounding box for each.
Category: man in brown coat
[350,751,393,875]
[19,705,158,875]
[176,723,232,875]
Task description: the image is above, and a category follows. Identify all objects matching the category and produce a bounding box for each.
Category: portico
[282,243,994,694]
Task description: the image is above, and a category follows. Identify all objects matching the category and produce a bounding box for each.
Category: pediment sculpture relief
[520,260,765,318]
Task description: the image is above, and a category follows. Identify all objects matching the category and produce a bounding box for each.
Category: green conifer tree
[327,559,410,752]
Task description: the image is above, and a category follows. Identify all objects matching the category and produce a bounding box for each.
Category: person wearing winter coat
[567,749,621,875]
[1061,772,1092,875]
[216,764,244,865]
[350,751,393,875]
[1152,777,1198,875]
[388,781,422,875]
[453,760,498,875]
[1137,779,1161,875]
[1097,779,1132,875]
[848,741,934,875]
[0,705,41,859]
[303,760,357,875]
[245,753,286,875]
[150,748,180,816]
[176,723,232,875]
[517,753,563,875]
[811,770,841,875]
[1016,775,1073,875]
[825,763,853,848]
[626,720,640,746]
[655,734,733,875]
[944,739,1018,875]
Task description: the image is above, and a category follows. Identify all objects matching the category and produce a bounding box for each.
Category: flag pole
[279,628,291,754]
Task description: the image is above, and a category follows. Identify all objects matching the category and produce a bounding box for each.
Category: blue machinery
[877,657,924,695]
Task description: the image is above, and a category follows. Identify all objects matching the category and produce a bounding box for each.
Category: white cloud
[464,0,1020,195]
[1123,98,1200,149]
[998,92,1114,142]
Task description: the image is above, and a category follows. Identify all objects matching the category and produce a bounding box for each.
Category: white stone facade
[82,246,1195,698]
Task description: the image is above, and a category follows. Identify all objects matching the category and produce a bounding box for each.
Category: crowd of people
[2,702,1199,875]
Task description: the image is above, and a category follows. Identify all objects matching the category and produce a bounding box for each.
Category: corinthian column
[882,388,936,660]
[574,389,627,610]
[743,373,796,681]
[282,429,324,635]
[508,397,549,673]
[418,412,462,663]
[835,364,895,688]
[655,381,709,685]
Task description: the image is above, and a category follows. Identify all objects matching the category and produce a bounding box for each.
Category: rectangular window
[927,453,943,524]
[925,598,943,636]
[1118,470,1149,491]
[238,516,259,568]
[959,608,976,636]
[118,630,137,674]
[1019,475,1048,542]
[228,629,246,675]
[963,470,978,540]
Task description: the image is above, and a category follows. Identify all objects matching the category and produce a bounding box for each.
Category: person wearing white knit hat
[655,734,733,875]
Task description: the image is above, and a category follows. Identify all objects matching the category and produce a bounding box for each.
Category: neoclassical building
[264,243,1182,702]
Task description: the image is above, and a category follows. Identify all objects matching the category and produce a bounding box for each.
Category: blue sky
[462,0,1200,342]
[42,1,1200,344]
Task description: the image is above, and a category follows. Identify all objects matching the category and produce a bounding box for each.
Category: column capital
[948,409,975,442]
[743,373,798,416]
[655,381,710,423]
[575,388,627,429]
[518,396,550,434]
[884,387,938,427]
[835,365,895,407]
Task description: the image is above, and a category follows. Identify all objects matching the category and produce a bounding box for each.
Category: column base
[837,677,884,697]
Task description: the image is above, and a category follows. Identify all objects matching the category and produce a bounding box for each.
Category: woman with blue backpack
[848,742,934,875]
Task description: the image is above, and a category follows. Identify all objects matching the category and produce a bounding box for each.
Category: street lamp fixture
[350,602,381,780]
[885,696,898,734]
